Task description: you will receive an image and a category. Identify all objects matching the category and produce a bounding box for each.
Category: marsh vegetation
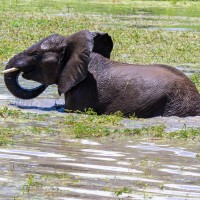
[0,1,200,199]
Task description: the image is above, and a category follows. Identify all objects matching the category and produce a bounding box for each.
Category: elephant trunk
[4,65,47,100]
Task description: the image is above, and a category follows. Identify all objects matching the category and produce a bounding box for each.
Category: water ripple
[62,162,143,173]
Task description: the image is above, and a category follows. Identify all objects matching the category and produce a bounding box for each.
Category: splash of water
[13,98,34,107]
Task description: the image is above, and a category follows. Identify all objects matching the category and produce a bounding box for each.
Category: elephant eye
[33,52,42,60]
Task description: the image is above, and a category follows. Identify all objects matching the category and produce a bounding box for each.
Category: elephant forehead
[41,39,56,50]
[41,41,49,50]
[25,34,63,52]
[41,34,64,50]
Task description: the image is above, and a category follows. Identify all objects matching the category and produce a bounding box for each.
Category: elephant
[3,30,200,118]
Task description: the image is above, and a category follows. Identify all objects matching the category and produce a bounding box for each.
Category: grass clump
[115,124,200,140]
[22,174,43,195]
[190,73,200,92]
[169,127,200,139]
[0,106,199,142]
[0,129,13,146]
[61,110,123,138]
[121,125,166,138]
[0,106,53,146]
[114,187,132,197]
[0,106,49,121]
[21,172,78,197]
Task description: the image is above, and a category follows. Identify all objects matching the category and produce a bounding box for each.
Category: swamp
[0,0,200,199]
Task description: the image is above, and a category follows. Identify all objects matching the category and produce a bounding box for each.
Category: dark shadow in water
[11,103,65,112]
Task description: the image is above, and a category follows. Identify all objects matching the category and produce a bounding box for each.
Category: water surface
[0,137,200,199]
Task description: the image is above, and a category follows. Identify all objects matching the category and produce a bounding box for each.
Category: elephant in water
[3,30,200,118]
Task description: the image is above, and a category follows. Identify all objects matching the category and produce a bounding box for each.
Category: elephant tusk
[1,68,19,74]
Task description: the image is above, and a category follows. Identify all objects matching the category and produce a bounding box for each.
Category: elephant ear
[58,30,113,94]
[58,30,93,94]
[91,31,113,58]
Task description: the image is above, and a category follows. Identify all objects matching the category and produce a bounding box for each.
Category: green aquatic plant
[114,186,132,197]
[22,174,43,195]
[0,134,12,146]
[41,173,70,180]
[0,104,199,143]
[0,106,21,118]
[21,172,79,197]
[61,111,123,138]
[169,127,200,139]
[0,106,49,121]
[190,73,200,92]
[121,125,166,138]
[0,127,15,146]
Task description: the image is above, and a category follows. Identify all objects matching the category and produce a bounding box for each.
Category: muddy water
[0,73,65,111]
[0,137,200,199]
[0,67,200,199]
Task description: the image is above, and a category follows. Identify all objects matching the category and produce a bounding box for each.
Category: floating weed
[0,127,14,146]
[41,173,70,180]
[63,115,113,138]
[145,125,166,138]
[41,172,79,185]
[60,110,124,138]
[22,174,43,195]
[169,127,200,139]
[114,186,132,197]
[84,107,98,115]
[117,125,200,140]
[0,135,12,146]
[0,106,21,118]
[121,125,166,138]
[21,172,79,196]
[159,184,165,190]
[0,106,49,121]
[0,105,199,141]
[28,126,55,135]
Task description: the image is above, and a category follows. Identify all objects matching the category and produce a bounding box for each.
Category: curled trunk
[4,69,47,100]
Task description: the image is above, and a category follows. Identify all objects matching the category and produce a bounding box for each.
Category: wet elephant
[3,30,200,117]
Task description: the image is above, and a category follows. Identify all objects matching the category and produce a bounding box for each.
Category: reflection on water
[147,27,196,31]
[126,142,198,158]
[0,138,199,199]
[135,26,200,32]
[0,72,65,111]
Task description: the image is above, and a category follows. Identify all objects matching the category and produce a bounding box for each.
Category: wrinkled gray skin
[4,30,200,117]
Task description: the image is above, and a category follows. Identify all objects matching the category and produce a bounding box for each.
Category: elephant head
[3,30,113,99]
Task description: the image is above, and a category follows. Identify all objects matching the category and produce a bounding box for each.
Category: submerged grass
[0,106,199,146]
[20,172,79,198]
